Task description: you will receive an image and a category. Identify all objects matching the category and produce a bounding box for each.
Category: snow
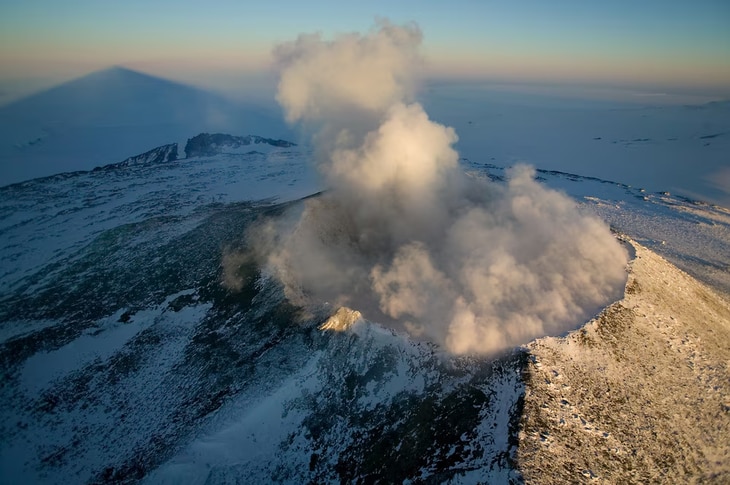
[145,351,326,484]
[19,290,205,395]
[0,298,213,484]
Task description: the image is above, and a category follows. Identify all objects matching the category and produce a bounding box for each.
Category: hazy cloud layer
[235,21,628,354]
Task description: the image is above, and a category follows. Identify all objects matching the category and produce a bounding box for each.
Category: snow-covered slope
[0,138,527,483]
[147,314,525,484]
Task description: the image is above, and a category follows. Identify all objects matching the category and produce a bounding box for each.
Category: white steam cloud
[241,20,628,354]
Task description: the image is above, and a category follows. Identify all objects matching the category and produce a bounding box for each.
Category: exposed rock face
[517,240,730,483]
[184,133,296,158]
[319,307,363,331]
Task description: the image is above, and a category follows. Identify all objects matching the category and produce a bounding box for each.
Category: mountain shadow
[0,66,290,186]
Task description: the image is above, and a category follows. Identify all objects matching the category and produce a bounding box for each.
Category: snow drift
[239,20,629,354]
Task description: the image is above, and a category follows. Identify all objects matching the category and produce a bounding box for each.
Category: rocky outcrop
[184,133,296,158]
[319,307,363,331]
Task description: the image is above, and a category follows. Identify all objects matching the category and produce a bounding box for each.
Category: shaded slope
[0,188,526,485]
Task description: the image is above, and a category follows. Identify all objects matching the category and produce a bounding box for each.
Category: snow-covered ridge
[518,239,730,483]
[93,143,178,171]
[1,133,299,189]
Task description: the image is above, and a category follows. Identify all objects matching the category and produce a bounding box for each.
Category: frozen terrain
[0,69,729,483]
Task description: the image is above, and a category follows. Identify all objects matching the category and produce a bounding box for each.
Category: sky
[1,0,729,101]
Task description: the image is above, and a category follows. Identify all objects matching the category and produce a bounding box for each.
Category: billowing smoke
[239,20,628,354]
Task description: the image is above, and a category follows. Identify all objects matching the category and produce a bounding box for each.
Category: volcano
[0,135,728,483]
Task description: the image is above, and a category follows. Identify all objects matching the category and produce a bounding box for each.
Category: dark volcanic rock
[184,133,296,158]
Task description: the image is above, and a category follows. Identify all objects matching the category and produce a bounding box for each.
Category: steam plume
[239,20,628,354]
